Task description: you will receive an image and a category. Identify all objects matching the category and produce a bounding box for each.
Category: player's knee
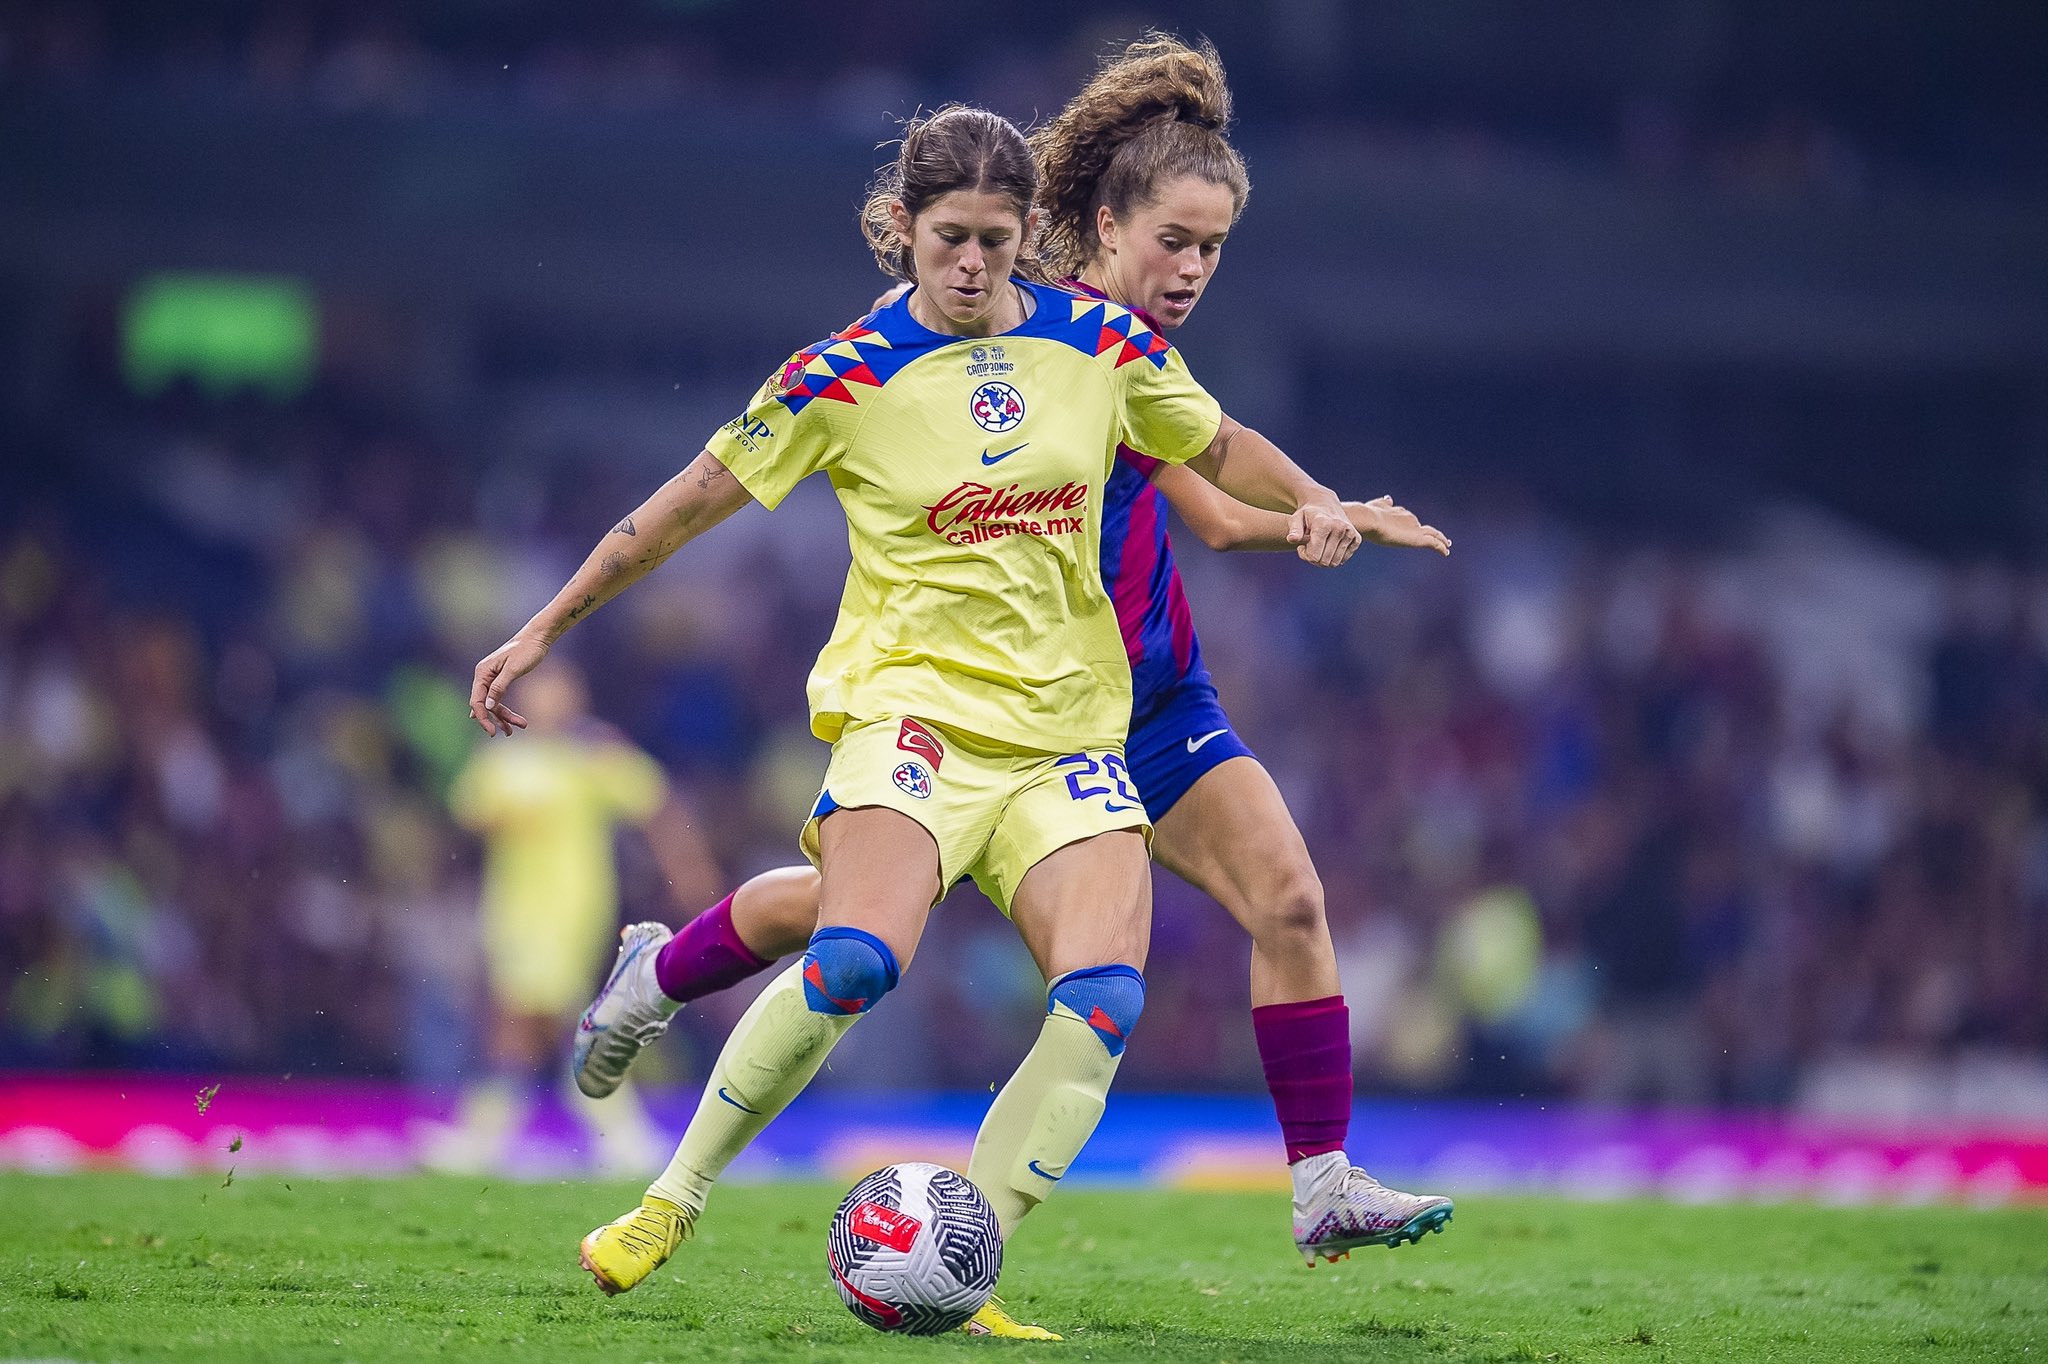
[1254,863,1326,945]
[1047,964,1146,1058]
[800,927,900,1015]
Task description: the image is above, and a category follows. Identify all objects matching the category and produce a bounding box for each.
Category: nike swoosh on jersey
[980,442,1028,466]
[1186,728,1230,754]
[717,1087,761,1114]
[1026,1160,1064,1181]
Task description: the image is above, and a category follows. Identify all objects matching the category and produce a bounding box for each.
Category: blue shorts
[1126,683,1255,821]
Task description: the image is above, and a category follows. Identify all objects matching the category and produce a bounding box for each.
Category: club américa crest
[969,381,1024,434]
[892,761,932,799]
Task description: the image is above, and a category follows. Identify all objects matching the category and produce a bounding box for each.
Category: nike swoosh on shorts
[1186,728,1230,754]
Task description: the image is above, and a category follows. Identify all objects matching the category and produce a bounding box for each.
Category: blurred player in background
[568,36,1453,1338]
[473,102,1364,1314]
[441,660,719,1173]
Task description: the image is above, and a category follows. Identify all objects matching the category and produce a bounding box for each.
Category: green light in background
[122,273,318,399]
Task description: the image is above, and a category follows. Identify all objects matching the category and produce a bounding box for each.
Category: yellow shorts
[480,899,614,1016]
[799,715,1151,915]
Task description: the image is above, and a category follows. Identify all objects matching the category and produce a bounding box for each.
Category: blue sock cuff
[1047,964,1146,1057]
[806,926,901,990]
[1047,963,1144,999]
[800,926,901,1015]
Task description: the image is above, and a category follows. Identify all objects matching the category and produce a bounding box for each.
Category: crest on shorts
[897,717,945,772]
[892,761,932,800]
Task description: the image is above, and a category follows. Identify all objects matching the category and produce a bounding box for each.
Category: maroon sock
[652,893,775,1004]
[1252,995,1352,1163]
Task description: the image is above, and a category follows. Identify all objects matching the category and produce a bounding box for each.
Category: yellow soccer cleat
[962,1295,1064,1340]
[578,1196,692,1296]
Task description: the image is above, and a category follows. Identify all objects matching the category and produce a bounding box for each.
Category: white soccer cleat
[573,921,678,1099]
[1293,1162,1454,1266]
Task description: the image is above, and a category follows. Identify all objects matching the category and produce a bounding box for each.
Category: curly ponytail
[860,105,1041,282]
[1030,33,1250,280]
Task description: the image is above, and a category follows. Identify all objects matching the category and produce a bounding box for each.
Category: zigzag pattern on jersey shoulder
[1033,291,1174,372]
[774,286,1174,418]
[774,311,928,417]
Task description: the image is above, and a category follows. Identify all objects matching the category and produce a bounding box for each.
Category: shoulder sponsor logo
[722,414,774,452]
[970,380,1025,433]
[922,479,1089,546]
[1186,728,1230,754]
[896,718,945,771]
[892,761,932,799]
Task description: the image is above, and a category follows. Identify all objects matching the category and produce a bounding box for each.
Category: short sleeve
[703,351,855,510]
[1116,345,1223,467]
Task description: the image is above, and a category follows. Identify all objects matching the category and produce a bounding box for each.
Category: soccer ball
[826,1162,1002,1334]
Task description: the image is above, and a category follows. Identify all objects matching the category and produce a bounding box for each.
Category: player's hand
[1286,497,1363,567]
[1352,495,1452,556]
[470,632,549,736]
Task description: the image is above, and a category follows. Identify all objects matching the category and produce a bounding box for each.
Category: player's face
[892,190,1037,334]
[1092,175,1237,330]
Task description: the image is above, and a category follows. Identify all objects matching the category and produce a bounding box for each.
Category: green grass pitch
[1,1173,2042,1362]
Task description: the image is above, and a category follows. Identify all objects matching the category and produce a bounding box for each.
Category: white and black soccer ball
[827,1162,1002,1335]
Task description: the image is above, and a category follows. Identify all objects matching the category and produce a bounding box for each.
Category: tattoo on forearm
[613,515,637,537]
[599,550,627,581]
[564,592,597,623]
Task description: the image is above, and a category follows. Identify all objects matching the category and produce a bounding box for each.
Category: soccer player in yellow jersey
[442,663,714,1173]
[575,41,1455,1338]
[469,104,1358,1304]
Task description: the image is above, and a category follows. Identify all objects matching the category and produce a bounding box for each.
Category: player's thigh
[815,805,941,970]
[1152,755,1322,932]
[1007,830,1154,979]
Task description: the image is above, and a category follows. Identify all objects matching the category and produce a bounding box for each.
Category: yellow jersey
[706,279,1222,753]
[447,731,666,930]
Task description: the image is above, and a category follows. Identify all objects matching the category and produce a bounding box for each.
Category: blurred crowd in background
[4,383,2043,1110]
[2,0,2042,1117]
[4,0,2038,198]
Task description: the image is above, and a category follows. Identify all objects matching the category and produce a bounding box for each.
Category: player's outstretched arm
[1153,465,1451,557]
[1185,415,1359,567]
[469,451,754,736]
[1352,494,1452,556]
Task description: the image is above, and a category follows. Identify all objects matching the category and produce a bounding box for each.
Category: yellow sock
[967,1007,1123,1237]
[646,961,860,1216]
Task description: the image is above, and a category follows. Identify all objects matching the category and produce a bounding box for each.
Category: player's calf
[968,964,1146,1237]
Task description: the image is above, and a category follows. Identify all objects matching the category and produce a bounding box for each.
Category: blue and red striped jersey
[1062,279,1213,721]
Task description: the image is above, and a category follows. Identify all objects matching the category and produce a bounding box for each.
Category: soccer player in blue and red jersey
[1033,35,1455,1273]
[569,42,1454,1335]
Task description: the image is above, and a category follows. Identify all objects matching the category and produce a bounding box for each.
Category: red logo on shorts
[897,718,945,771]
[848,1200,922,1252]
